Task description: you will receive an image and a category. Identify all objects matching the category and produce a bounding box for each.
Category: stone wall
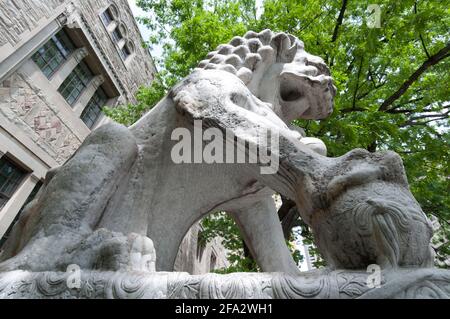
[175,222,229,275]
[73,0,157,102]
[0,0,65,47]
[0,0,157,164]
[0,0,157,103]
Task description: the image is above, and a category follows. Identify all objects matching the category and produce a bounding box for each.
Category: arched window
[126,41,135,53]
[100,3,119,27]
[120,41,134,61]
[210,253,217,271]
[196,230,206,260]
[111,27,123,43]
[118,24,128,39]
[99,3,133,63]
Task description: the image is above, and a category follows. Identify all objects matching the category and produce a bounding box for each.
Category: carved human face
[258,49,336,123]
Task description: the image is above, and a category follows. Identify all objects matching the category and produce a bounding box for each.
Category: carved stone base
[1,268,449,299]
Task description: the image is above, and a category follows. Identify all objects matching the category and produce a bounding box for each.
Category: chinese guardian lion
[0,30,435,279]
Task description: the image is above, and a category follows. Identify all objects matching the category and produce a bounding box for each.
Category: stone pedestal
[1,268,449,299]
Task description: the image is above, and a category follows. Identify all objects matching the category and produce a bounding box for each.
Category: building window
[100,4,133,63]
[100,4,119,26]
[210,253,217,271]
[0,181,42,248]
[100,9,114,26]
[81,87,108,129]
[57,61,93,105]
[32,29,75,78]
[120,45,131,60]
[111,28,123,44]
[0,157,27,210]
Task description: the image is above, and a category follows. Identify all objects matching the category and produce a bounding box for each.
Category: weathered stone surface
[0,268,449,299]
[0,30,448,298]
[0,0,64,47]
[0,123,140,272]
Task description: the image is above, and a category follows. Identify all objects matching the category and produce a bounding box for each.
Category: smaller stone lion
[312,174,435,269]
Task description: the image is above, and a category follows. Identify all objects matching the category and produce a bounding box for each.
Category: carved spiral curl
[196,29,321,85]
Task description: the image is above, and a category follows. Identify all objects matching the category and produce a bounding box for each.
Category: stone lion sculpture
[0,30,438,287]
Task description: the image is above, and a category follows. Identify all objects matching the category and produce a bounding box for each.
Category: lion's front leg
[227,191,301,276]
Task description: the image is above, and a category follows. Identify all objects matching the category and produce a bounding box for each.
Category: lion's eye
[306,60,330,76]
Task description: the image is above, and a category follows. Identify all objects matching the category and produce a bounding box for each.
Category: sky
[127,0,150,39]
[127,0,163,59]
[127,0,264,61]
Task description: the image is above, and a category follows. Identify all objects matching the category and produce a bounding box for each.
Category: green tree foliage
[103,73,167,126]
[200,212,260,272]
[106,0,450,269]
[200,211,304,272]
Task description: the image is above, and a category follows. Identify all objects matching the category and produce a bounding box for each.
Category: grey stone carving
[1,268,449,299]
[0,30,448,298]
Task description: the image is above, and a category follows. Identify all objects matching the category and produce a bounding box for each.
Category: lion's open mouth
[280,77,304,101]
[279,71,335,103]
[278,71,335,120]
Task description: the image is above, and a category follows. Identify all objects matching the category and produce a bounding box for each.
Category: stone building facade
[175,222,229,274]
[0,0,156,242]
[0,0,227,274]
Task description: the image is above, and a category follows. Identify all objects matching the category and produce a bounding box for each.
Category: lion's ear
[257,29,273,45]
[270,33,297,63]
[326,163,383,202]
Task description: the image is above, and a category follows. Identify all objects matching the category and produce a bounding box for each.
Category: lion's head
[313,180,435,269]
[196,29,336,123]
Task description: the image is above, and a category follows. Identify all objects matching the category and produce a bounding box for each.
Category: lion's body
[0,30,338,275]
[0,69,303,274]
[1,30,430,276]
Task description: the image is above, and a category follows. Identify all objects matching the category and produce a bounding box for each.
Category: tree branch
[379,42,450,111]
[407,110,450,122]
[400,111,450,127]
[388,97,424,112]
[419,34,431,59]
[352,57,364,109]
[357,90,371,100]
[388,102,448,114]
[299,12,325,32]
[341,107,366,113]
[414,1,431,59]
[346,56,356,73]
[331,0,348,42]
